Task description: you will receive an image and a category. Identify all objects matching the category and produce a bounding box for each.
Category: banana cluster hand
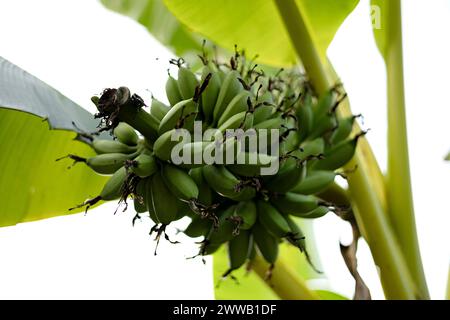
[66,51,363,277]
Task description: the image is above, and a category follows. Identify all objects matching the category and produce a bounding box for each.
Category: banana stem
[384,0,429,298]
[252,254,320,300]
[273,0,417,299]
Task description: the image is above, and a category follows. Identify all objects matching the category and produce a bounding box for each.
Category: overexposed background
[0,0,449,299]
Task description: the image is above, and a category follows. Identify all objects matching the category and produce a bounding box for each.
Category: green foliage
[0,57,107,227]
[163,0,358,66]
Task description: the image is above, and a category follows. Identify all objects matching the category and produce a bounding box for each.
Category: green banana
[189,168,213,206]
[313,136,360,171]
[159,98,198,135]
[271,193,323,217]
[296,92,314,141]
[252,222,279,264]
[176,141,211,169]
[153,129,189,161]
[162,163,199,201]
[212,70,243,125]
[202,165,256,201]
[227,230,252,271]
[330,115,358,145]
[130,153,158,178]
[227,152,278,177]
[92,139,137,155]
[217,91,250,127]
[113,122,139,146]
[178,67,199,100]
[184,217,213,238]
[148,171,179,225]
[284,215,306,251]
[291,170,337,195]
[100,166,127,200]
[166,75,183,106]
[217,111,253,132]
[134,178,148,213]
[302,206,329,219]
[233,200,257,230]
[253,91,275,124]
[257,200,291,238]
[200,67,221,124]
[206,206,237,244]
[86,153,135,175]
[265,158,306,193]
[150,98,170,121]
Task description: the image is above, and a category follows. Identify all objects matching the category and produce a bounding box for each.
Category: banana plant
[0,0,441,300]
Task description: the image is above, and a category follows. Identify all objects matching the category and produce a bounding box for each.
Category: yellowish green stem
[253,255,320,300]
[384,0,429,298]
[273,0,417,299]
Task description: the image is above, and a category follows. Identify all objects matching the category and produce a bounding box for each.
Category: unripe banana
[100,166,127,200]
[86,152,135,175]
[217,91,250,127]
[202,165,256,201]
[130,153,158,178]
[134,178,148,213]
[189,168,213,206]
[271,193,322,217]
[184,217,212,238]
[234,200,257,230]
[148,171,179,225]
[308,113,338,140]
[265,158,306,193]
[113,122,139,146]
[313,136,360,171]
[159,98,198,135]
[227,230,252,271]
[227,152,278,177]
[176,141,211,169]
[253,92,275,124]
[293,138,325,159]
[252,222,279,264]
[212,70,243,125]
[150,98,170,121]
[92,139,137,155]
[284,215,306,251]
[303,206,329,219]
[166,75,183,106]
[313,90,337,121]
[153,129,188,161]
[217,111,253,132]
[162,163,199,201]
[296,93,314,141]
[257,200,291,238]
[178,67,199,100]
[200,67,221,124]
[330,115,358,145]
[253,116,285,130]
[206,205,237,244]
[291,170,337,195]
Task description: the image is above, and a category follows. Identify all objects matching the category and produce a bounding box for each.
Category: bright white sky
[0,0,449,300]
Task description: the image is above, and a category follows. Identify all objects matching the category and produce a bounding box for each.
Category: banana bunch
[67,51,363,278]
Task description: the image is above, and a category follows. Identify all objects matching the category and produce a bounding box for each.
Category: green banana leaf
[100,0,358,67]
[445,152,450,161]
[0,57,107,227]
[163,0,359,67]
[100,0,202,58]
